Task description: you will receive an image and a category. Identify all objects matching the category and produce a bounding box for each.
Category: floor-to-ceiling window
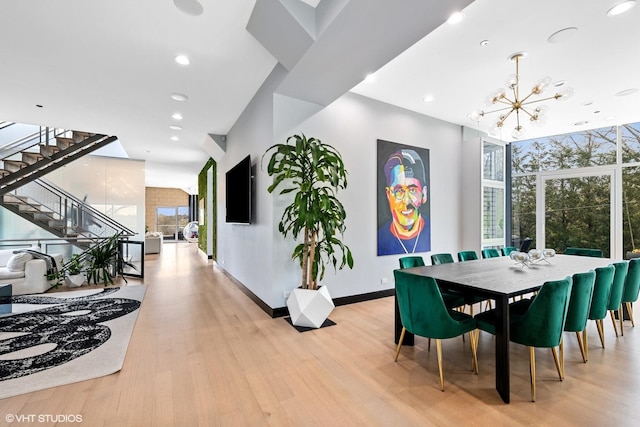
[510,123,640,258]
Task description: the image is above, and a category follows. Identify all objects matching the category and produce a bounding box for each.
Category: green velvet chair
[607,261,629,337]
[564,247,604,257]
[393,270,478,391]
[621,258,640,333]
[587,265,615,354]
[560,270,596,376]
[457,250,479,262]
[398,256,464,308]
[502,246,517,256]
[430,253,455,265]
[481,248,501,259]
[476,277,572,401]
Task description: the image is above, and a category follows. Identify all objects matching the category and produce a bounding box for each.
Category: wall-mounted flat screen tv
[225,155,252,224]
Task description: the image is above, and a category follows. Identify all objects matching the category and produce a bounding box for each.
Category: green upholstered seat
[393,270,478,391]
[587,265,615,351]
[476,277,572,401]
[565,247,604,257]
[457,251,479,262]
[607,261,629,337]
[621,258,640,331]
[482,248,501,259]
[560,271,596,372]
[502,246,517,256]
[398,256,464,308]
[430,253,455,265]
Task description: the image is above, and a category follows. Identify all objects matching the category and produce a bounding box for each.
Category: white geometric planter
[286,285,335,329]
[65,274,86,288]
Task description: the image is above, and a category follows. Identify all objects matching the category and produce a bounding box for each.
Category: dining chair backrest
[431,253,455,265]
[393,270,473,339]
[565,271,596,332]
[482,248,501,259]
[510,277,572,348]
[398,256,425,269]
[589,265,615,320]
[622,257,640,304]
[519,238,533,252]
[565,247,604,258]
[457,251,478,262]
[607,261,629,311]
[502,246,517,256]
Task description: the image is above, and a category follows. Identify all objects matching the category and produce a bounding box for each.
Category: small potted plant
[64,254,86,288]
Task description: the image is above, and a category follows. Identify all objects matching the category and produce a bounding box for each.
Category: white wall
[218,70,463,309]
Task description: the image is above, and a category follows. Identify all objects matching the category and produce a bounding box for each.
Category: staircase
[0,122,134,248]
[0,124,117,196]
[1,178,135,249]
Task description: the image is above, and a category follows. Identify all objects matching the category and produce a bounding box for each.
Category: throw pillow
[7,252,34,272]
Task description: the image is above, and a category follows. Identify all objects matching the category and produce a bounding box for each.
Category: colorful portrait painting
[377,140,431,256]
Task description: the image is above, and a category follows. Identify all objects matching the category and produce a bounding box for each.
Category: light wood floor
[2,243,640,426]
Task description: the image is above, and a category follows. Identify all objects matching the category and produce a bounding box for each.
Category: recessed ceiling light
[605,116,615,121]
[574,121,589,126]
[594,110,601,114]
[582,101,593,106]
[169,125,183,131]
[175,55,190,66]
[35,104,43,108]
[171,136,180,141]
[422,95,434,103]
[173,0,203,16]
[607,0,636,16]
[615,88,639,96]
[547,27,578,44]
[447,11,464,25]
[171,93,189,102]
[553,80,566,87]
[480,40,489,47]
[365,74,375,83]
[171,113,183,120]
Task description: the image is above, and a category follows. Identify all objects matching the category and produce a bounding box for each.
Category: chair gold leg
[470,329,478,374]
[582,329,588,362]
[610,310,619,337]
[529,347,536,402]
[469,304,474,317]
[619,307,624,336]
[627,302,635,327]
[436,339,444,391]
[394,328,406,362]
[576,331,586,363]
[559,338,564,379]
[596,319,605,348]
[552,345,563,381]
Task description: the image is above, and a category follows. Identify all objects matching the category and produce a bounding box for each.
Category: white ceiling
[1,0,639,194]
[352,0,640,143]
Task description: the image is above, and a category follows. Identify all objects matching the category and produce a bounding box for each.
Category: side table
[0,284,12,315]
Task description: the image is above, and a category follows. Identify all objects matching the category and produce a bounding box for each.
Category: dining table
[398,254,615,403]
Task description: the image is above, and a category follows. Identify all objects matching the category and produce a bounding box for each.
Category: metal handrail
[1,126,70,160]
[36,178,136,236]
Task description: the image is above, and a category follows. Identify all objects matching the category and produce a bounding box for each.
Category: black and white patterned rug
[0,285,146,399]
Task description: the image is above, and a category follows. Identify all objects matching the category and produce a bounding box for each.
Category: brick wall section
[145,187,190,232]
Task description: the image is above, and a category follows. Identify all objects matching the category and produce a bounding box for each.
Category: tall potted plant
[263,133,353,328]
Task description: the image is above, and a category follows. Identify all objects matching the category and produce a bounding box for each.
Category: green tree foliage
[511,123,640,256]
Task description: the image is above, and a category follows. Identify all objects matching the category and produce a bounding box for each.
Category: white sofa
[0,247,63,295]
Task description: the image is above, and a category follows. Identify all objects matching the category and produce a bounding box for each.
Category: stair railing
[1,126,68,160]
[7,177,135,241]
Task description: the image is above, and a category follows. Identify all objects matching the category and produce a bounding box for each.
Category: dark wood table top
[402,254,615,298]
